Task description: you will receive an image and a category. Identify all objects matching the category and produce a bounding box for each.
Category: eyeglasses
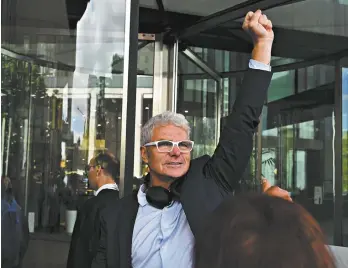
[85,164,101,174]
[144,140,194,153]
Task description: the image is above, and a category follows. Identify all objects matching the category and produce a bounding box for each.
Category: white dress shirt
[94,183,119,196]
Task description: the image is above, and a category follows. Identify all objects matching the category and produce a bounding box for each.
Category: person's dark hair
[195,193,335,268]
[94,152,120,181]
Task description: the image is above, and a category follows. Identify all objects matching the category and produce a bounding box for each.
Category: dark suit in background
[66,189,119,268]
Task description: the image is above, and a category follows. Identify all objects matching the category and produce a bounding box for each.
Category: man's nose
[169,145,181,156]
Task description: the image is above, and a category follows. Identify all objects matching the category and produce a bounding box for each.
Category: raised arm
[204,10,273,192]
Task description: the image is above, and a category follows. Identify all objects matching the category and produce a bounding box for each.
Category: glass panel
[267,71,295,102]
[179,52,206,75]
[298,63,335,93]
[139,97,153,182]
[0,52,126,242]
[1,55,31,208]
[262,70,335,244]
[265,0,348,37]
[298,121,315,139]
[1,48,154,266]
[0,0,151,264]
[106,75,153,88]
[177,76,217,158]
[222,78,230,116]
[342,60,348,246]
[112,42,155,75]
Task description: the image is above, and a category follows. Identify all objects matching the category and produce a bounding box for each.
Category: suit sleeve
[91,214,108,268]
[66,210,85,268]
[203,68,272,192]
[67,207,94,268]
[91,206,120,268]
[66,210,81,267]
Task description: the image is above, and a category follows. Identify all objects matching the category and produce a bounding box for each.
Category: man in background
[66,152,120,268]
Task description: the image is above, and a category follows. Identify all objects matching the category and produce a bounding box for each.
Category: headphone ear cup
[146,186,173,210]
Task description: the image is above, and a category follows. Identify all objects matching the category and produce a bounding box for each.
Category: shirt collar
[95,183,119,196]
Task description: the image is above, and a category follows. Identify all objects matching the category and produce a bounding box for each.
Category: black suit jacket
[91,68,272,268]
[66,189,119,268]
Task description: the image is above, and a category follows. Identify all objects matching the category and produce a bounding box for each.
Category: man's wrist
[251,42,272,65]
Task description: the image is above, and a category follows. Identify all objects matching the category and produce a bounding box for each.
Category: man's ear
[96,165,102,177]
[141,146,149,164]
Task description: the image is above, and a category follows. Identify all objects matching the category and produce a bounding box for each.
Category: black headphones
[143,174,184,209]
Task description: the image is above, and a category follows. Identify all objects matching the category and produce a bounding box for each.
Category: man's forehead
[152,124,188,139]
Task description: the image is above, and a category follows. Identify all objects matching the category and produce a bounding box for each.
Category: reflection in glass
[262,65,336,244]
[73,0,126,89]
[267,71,295,102]
[177,77,217,158]
[342,63,348,246]
[266,0,348,37]
[1,54,125,233]
[1,0,132,236]
[298,63,335,93]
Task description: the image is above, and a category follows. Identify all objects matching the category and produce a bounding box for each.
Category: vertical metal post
[333,59,343,246]
[88,89,97,162]
[292,123,297,191]
[215,79,222,145]
[24,63,33,216]
[171,40,179,113]
[256,115,263,192]
[293,69,299,190]
[1,117,6,172]
[277,114,283,187]
[134,88,153,178]
[153,35,172,115]
[119,0,140,197]
[4,118,12,176]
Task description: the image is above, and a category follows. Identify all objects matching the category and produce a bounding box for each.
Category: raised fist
[242,10,274,46]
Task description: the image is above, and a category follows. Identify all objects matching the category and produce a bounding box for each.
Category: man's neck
[97,177,116,189]
[149,173,174,190]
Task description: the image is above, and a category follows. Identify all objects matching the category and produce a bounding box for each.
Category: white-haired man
[82,10,291,268]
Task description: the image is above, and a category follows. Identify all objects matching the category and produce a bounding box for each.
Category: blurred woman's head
[1,176,13,202]
[195,193,334,268]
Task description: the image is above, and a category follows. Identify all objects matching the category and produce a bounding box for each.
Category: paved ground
[22,233,71,268]
[20,218,348,268]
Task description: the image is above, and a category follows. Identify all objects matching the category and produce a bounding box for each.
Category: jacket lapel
[119,192,139,268]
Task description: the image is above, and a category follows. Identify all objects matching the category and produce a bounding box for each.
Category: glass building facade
[1,0,347,266]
